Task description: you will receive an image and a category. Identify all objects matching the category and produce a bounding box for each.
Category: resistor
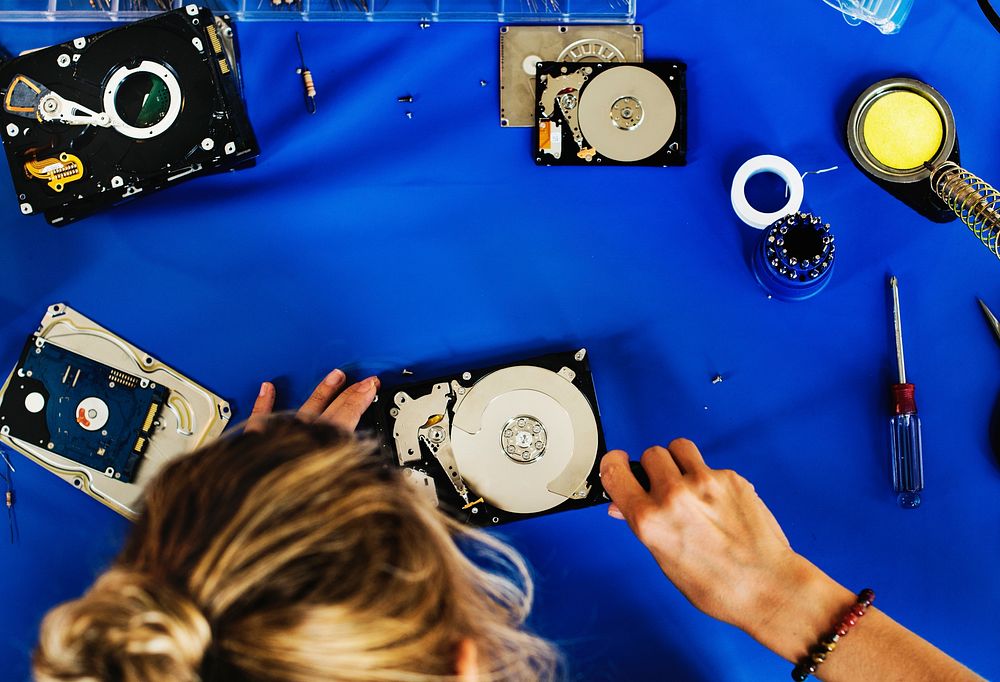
[5,490,12,509]
[295,32,317,114]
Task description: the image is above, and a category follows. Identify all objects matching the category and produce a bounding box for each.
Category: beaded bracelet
[791,588,875,681]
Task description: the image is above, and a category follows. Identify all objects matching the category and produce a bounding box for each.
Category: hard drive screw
[462,372,472,380]
[428,425,446,443]
[201,138,215,151]
[57,54,71,67]
[389,408,399,418]
[480,80,487,87]
[419,21,430,28]
[711,375,723,384]
[405,111,413,119]
[397,95,413,103]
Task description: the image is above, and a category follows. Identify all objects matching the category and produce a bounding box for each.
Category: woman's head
[34,417,556,681]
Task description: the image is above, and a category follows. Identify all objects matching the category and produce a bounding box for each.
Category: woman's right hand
[602,441,985,681]
[600,440,844,652]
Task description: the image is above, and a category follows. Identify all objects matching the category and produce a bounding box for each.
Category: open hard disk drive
[0,304,230,517]
[535,61,687,166]
[499,25,644,127]
[365,349,608,526]
[0,6,258,226]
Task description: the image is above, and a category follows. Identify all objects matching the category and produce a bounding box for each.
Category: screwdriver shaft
[890,275,906,384]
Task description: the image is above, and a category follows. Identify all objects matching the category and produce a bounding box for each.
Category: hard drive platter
[365,349,609,526]
[535,61,687,167]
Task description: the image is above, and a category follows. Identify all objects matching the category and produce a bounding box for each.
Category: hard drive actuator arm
[4,75,110,127]
[391,383,470,503]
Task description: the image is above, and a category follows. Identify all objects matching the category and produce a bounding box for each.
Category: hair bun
[34,568,211,682]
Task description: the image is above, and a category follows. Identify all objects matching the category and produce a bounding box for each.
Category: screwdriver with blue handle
[889,276,923,509]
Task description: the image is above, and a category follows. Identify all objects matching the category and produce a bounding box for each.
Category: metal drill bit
[890,276,907,384]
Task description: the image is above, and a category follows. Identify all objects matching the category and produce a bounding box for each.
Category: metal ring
[103,60,182,140]
[846,77,956,184]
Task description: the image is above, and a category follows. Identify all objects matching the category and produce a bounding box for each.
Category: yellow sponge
[863,91,943,171]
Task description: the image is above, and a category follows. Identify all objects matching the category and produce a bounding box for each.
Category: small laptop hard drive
[0,304,230,517]
[365,349,607,526]
[0,7,258,225]
[534,61,687,166]
[499,25,644,127]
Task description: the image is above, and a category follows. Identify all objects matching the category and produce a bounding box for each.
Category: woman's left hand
[246,370,380,433]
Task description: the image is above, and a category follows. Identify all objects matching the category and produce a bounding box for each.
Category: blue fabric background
[1,1,999,679]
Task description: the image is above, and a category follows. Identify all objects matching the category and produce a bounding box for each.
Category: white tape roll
[730,155,805,229]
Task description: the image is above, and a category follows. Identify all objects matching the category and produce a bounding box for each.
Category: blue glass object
[821,0,916,34]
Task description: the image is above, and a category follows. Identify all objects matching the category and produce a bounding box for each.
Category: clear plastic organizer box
[0,0,636,22]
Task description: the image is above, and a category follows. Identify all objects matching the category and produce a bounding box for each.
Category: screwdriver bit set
[751,212,836,301]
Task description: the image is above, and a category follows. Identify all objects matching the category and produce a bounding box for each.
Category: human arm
[600,440,983,682]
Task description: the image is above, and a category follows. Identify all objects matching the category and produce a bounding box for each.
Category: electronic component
[0,7,258,226]
[0,304,231,517]
[0,337,167,483]
[364,349,608,525]
[534,61,686,167]
[24,152,83,192]
[1,453,17,544]
[295,32,316,114]
[499,25,643,127]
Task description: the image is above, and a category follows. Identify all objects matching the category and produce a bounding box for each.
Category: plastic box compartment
[0,0,636,22]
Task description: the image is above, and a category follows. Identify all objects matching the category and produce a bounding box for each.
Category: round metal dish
[846,77,956,184]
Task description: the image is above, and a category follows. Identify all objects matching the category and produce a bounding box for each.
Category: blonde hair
[34,417,558,682]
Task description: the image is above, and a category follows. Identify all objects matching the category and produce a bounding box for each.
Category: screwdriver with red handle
[889,276,923,509]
